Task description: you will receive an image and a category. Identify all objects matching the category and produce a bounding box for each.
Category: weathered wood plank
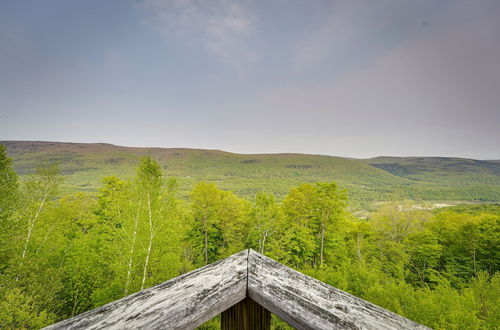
[247,250,429,330]
[45,250,248,330]
[46,249,428,330]
[221,297,271,330]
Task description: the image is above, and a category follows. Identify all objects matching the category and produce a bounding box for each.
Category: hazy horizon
[2,139,499,161]
[1,0,499,159]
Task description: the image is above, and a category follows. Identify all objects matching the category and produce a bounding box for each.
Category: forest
[0,144,498,329]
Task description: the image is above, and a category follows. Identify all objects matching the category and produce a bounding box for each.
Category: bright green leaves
[95,156,184,298]
[0,144,19,222]
[185,181,350,270]
[136,155,162,203]
[404,230,442,285]
[0,145,19,272]
[187,182,248,266]
[279,182,348,268]
[0,144,499,330]
[0,288,56,329]
[248,192,281,254]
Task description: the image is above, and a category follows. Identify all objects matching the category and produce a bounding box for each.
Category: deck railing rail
[45,249,428,330]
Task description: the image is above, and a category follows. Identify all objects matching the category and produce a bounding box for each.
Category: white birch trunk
[320,224,325,266]
[260,229,268,254]
[21,187,48,259]
[356,232,362,261]
[125,207,140,295]
[17,185,49,281]
[204,216,208,265]
[141,192,154,291]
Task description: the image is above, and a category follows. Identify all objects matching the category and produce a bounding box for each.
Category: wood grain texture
[45,250,248,330]
[221,297,271,330]
[247,250,429,330]
[45,249,429,330]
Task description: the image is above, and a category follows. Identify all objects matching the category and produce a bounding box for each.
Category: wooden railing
[45,250,428,329]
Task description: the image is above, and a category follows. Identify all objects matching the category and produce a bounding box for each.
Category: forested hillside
[3,141,500,210]
[0,144,498,329]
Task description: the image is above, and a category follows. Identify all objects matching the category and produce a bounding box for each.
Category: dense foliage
[0,146,498,329]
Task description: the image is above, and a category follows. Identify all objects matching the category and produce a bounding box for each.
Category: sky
[0,0,499,159]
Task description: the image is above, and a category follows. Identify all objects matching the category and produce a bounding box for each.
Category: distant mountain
[363,156,500,184]
[2,141,499,209]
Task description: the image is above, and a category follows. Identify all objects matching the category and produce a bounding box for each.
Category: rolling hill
[2,141,499,210]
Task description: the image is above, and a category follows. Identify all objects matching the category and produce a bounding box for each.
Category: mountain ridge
[3,140,498,161]
[2,140,499,209]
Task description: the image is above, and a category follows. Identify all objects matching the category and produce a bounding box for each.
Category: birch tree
[189,183,224,266]
[136,156,162,291]
[281,182,347,267]
[313,182,348,266]
[95,176,135,295]
[95,164,182,297]
[17,164,60,280]
[187,183,248,265]
[249,192,281,254]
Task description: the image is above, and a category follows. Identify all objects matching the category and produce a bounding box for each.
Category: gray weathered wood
[247,250,429,330]
[45,250,248,330]
[45,249,429,330]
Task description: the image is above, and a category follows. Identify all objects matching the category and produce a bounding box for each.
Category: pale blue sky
[1,0,499,159]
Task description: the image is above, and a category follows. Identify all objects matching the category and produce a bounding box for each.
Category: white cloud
[140,0,257,68]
